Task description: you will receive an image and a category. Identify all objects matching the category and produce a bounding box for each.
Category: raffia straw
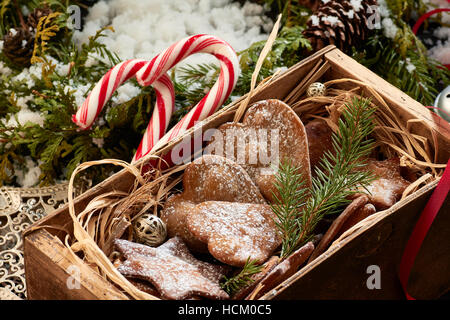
[401,173,434,200]
[325,79,440,172]
[233,14,282,123]
[67,159,159,300]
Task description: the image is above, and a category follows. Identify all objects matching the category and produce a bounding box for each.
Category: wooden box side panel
[24,229,127,300]
[262,181,450,300]
[24,168,137,241]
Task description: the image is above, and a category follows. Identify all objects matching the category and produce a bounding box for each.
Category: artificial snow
[73,0,272,69]
[92,137,105,148]
[429,37,450,65]
[350,0,363,12]
[2,107,45,128]
[111,82,142,105]
[425,0,450,65]
[321,15,340,26]
[0,61,12,76]
[13,157,42,188]
[405,58,417,73]
[64,82,92,107]
[310,15,320,26]
[376,0,399,39]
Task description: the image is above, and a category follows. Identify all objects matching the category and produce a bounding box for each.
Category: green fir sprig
[220,257,264,297]
[270,159,309,259]
[271,97,376,259]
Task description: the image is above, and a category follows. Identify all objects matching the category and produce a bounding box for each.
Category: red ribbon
[412,5,450,70]
[398,3,450,300]
[398,158,450,299]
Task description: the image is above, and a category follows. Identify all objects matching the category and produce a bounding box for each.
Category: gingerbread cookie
[336,203,376,239]
[305,119,334,174]
[352,158,411,210]
[186,201,282,267]
[247,242,314,300]
[161,155,266,251]
[114,237,230,300]
[207,99,312,202]
[308,195,369,263]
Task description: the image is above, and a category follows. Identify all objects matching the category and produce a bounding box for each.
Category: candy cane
[73,34,239,164]
[72,59,175,159]
[135,34,239,159]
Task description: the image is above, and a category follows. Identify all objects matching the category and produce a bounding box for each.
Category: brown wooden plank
[24,228,128,300]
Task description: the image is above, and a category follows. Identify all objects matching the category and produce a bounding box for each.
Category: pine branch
[270,159,309,259]
[220,257,264,297]
[355,35,449,106]
[271,97,376,259]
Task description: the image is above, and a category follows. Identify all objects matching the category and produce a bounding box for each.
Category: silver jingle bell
[133,213,167,247]
[435,86,450,123]
[307,82,327,97]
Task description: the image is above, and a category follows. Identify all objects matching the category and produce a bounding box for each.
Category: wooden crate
[23,46,450,300]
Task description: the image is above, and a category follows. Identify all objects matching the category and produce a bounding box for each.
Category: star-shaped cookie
[352,158,411,210]
[114,237,230,300]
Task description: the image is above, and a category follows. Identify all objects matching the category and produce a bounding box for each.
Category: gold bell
[307,82,327,97]
[133,213,167,247]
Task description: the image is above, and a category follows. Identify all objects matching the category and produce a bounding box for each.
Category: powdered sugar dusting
[186,201,281,267]
[115,237,229,300]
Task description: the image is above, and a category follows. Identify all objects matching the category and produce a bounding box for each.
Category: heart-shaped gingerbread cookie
[161,154,266,252]
[206,99,312,202]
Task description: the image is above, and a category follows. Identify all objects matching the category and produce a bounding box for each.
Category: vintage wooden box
[23,46,450,300]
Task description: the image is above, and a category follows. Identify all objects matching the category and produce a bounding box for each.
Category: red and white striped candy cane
[73,34,239,164]
[135,34,239,158]
[72,59,175,159]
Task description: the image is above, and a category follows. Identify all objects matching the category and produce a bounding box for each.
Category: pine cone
[27,6,54,29]
[2,27,34,67]
[303,0,378,53]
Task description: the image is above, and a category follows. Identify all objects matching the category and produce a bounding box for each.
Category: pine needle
[220,258,264,296]
[270,159,309,259]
